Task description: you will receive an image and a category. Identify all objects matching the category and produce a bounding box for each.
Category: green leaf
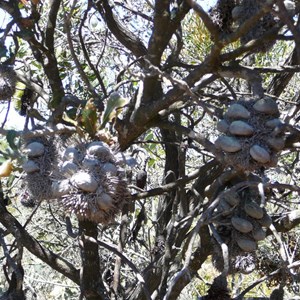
[0,45,7,58]
[100,92,128,129]
[148,158,156,168]
[6,130,18,151]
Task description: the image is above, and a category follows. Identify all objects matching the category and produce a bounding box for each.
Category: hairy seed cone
[0,65,16,100]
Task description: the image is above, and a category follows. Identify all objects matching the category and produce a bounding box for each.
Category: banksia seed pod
[267,137,285,151]
[82,157,99,169]
[258,213,272,228]
[96,192,114,211]
[236,238,257,252]
[215,136,242,152]
[215,95,284,171]
[24,142,45,157]
[23,160,40,173]
[231,5,243,20]
[244,202,264,219]
[61,161,78,176]
[265,118,283,128]
[231,216,253,233]
[52,180,71,197]
[218,199,232,214]
[229,120,254,136]
[253,98,279,115]
[87,144,112,162]
[217,119,229,133]
[225,103,251,119]
[252,227,266,241]
[101,162,118,176]
[20,136,55,202]
[72,172,98,192]
[63,147,80,162]
[223,191,240,206]
[250,145,270,163]
[115,153,137,167]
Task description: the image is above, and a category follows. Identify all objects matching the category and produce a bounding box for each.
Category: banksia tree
[0,1,300,299]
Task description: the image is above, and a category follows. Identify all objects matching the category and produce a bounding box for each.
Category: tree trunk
[79,220,108,300]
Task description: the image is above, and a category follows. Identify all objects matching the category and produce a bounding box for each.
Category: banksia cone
[212,182,271,274]
[53,140,130,224]
[215,96,285,171]
[20,131,132,223]
[21,137,55,202]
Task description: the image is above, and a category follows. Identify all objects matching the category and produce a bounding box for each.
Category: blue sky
[201,0,217,11]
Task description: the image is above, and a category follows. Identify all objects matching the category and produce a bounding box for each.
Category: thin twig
[24,276,79,288]
[276,0,300,63]
[78,2,107,97]
[0,124,77,139]
[185,0,220,39]
[209,223,229,275]
[63,0,98,98]
[84,235,152,300]
[163,183,241,299]
[131,164,208,200]
[234,260,300,300]
[1,100,11,128]
[253,65,300,73]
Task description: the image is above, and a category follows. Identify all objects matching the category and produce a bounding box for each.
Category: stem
[79,220,108,300]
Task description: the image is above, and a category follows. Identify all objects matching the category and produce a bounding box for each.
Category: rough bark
[79,220,108,300]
